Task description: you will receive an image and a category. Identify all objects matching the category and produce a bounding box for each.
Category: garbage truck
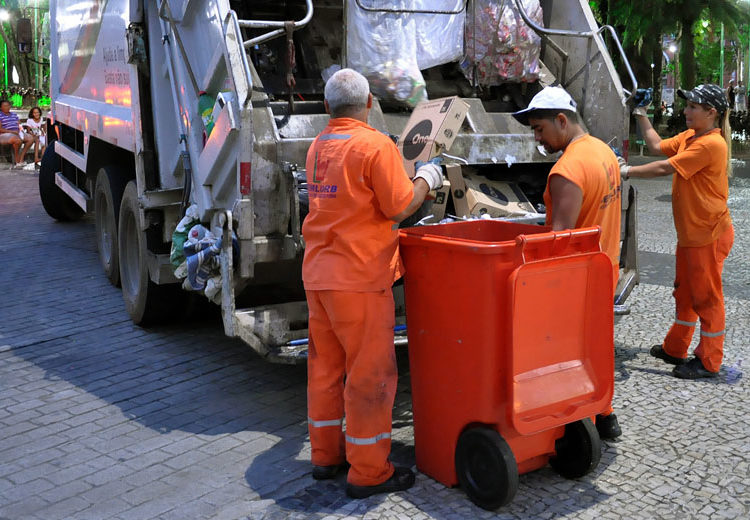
[41,0,639,363]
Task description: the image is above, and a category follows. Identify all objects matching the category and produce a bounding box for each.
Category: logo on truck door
[59,0,109,95]
[402,120,433,160]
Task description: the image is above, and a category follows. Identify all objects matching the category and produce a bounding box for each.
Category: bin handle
[515,227,601,264]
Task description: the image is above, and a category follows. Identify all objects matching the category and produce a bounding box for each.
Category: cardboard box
[446,164,535,218]
[427,179,451,222]
[398,96,469,177]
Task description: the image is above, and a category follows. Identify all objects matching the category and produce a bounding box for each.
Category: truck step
[233,301,309,364]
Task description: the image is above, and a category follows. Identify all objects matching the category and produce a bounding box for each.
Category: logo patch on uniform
[313,151,326,183]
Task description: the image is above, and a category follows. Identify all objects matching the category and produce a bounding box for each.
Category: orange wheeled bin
[399,220,615,510]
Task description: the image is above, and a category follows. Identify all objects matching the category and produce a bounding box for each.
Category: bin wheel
[455,427,519,510]
[549,418,602,479]
[94,166,129,286]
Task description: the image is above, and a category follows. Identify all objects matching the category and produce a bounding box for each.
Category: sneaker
[346,466,415,499]
[673,357,719,379]
[650,345,687,365]
[596,413,622,440]
[312,462,349,480]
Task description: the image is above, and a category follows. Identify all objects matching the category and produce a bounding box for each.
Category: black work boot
[673,357,719,379]
[312,462,349,480]
[650,345,687,365]
[596,413,622,440]
[346,466,415,499]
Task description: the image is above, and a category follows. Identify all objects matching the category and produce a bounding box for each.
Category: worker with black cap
[620,84,734,379]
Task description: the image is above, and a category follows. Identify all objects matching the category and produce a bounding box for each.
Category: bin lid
[507,251,614,435]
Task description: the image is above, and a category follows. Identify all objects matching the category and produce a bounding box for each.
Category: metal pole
[34,1,38,90]
[1,0,6,89]
[720,22,725,87]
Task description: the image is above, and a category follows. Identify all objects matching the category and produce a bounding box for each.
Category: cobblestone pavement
[1,166,748,520]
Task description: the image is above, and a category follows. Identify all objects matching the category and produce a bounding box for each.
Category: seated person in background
[0,99,35,167]
[23,106,47,168]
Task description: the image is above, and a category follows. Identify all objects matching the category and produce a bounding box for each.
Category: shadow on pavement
[243,345,616,519]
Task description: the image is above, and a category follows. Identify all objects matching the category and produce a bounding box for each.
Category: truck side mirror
[17,18,32,54]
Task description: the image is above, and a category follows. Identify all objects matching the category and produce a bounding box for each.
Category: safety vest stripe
[308,417,343,428]
[345,432,391,445]
[700,329,725,338]
[318,133,351,141]
[675,318,698,327]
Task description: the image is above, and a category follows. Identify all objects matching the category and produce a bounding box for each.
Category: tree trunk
[0,22,31,87]
[652,35,664,127]
[679,16,697,89]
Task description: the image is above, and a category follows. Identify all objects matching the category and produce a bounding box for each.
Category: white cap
[512,86,578,126]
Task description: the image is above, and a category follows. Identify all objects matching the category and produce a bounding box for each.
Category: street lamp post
[720,22,725,87]
[0,2,7,90]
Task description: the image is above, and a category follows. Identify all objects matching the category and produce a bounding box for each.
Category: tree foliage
[0,0,50,89]
[591,0,750,92]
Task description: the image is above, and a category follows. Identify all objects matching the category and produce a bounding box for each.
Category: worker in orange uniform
[302,68,443,498]
[513,86,623,440]
[621,84,733,379]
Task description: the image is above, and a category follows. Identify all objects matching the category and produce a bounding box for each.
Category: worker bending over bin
[513,86,623,439]
[620,84,734,379]
[302,68,443,498]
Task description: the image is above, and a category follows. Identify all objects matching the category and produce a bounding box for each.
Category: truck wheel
[38,144,85,221]
[118,181,169,326]
[455,427,518,510]
[549,418,602,479]
[94,167,129,286]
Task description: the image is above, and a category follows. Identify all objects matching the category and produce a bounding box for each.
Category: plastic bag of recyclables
[414,0,465,70]
[346,0,464,107]
[461,0,543,85]
[182,225,222,293]
[170,204,200,269]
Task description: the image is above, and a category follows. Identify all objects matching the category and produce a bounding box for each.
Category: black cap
[677,84,729,113]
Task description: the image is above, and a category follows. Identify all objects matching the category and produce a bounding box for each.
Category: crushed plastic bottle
[198,90,215,138]
[725,360,743,385]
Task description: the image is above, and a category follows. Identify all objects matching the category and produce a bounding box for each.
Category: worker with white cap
[514,85,623,439]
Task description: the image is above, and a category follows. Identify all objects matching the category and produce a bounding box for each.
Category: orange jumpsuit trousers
[306,289,397,487]
[662,225,734,372]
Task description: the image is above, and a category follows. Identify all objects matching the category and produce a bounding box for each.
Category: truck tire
[94,166,129,286]
[118,181,170,326]
[38,145,85,222]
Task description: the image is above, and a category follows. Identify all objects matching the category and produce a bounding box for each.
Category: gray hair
[324,68,370,117]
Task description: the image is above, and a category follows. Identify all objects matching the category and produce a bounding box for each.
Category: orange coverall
[302,117,415,486]
[659,128,734,372]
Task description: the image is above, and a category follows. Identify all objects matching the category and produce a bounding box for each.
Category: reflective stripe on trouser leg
[306,290,346,467]
[317,289,397,487]
[345,432,391,445]
[693,226,734,372]
[663,248,698,359]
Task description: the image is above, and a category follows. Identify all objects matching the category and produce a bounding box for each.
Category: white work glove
[617,156,630,181]
[632,88,652,118]
[413,162,444,191]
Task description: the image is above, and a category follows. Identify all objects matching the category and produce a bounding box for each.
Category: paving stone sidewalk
[1,168,748,520]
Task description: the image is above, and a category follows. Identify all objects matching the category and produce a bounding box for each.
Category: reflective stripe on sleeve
[308,417,343,428]
[675,318,698,327]
[700,329,725,338]
[318,133,351,141]
[345,432,391,446]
